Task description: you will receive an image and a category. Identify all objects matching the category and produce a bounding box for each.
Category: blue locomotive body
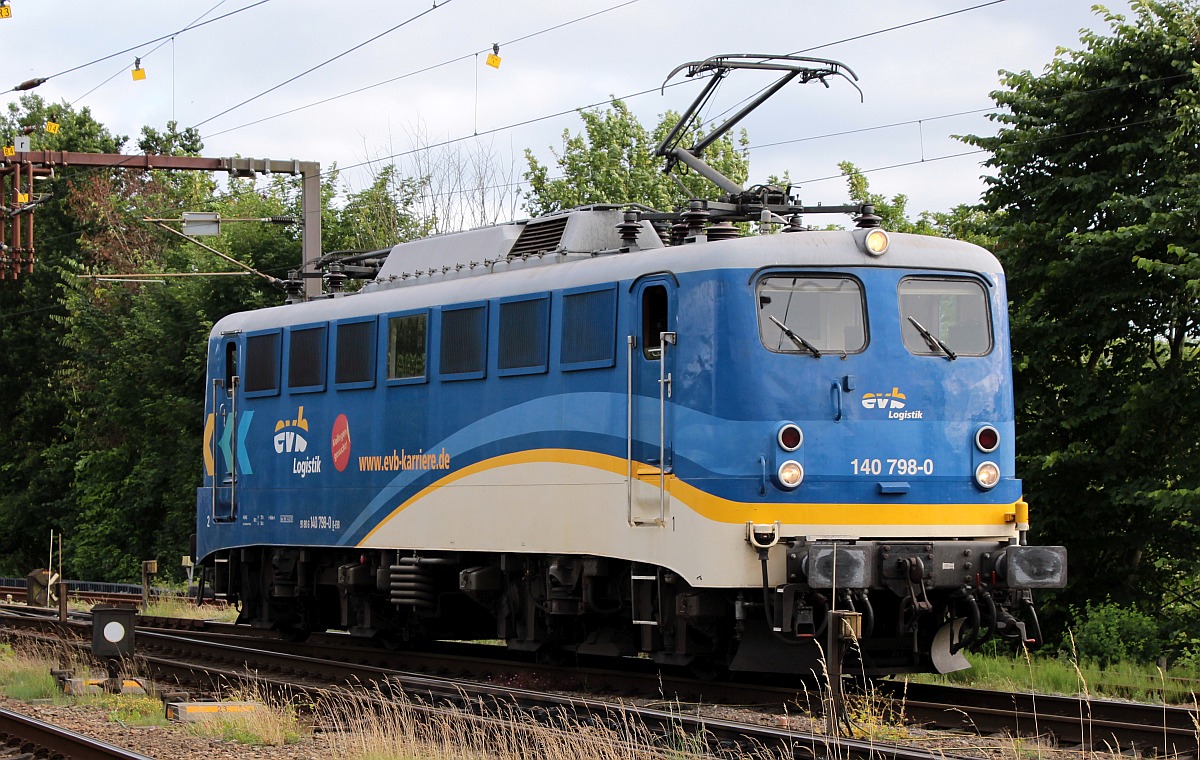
[196,209,1064,674]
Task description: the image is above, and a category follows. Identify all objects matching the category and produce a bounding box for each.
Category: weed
[182,679,307,746]
[139,596,237,622]
[922,649,1200,704]
[76,692,169,727]
[315,684,748,760]
[0,640,76,702]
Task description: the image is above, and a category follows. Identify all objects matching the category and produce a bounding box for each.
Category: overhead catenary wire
[39,0,1165,230]
[5,87,1183,293]
[69,0,1001,219]
[6,0,640,235]
[795,111,1188,189]
[191,61,1190,227]
[692,0,1011,140]
[6,0,275,92]
[72,0,235,106]
[198,0,641,141]
[190,1,457,130]
[197,0,1018,207]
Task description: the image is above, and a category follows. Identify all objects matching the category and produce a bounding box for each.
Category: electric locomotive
[195,55,1065,675]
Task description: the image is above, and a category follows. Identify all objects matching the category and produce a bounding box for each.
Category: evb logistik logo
[276,407,322,477]
[861,387,923,420]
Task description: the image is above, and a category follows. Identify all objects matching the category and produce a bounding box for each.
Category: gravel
[0,685,1081,760]
[0,695,339,759]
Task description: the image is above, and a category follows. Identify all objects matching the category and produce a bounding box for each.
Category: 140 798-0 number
[852,458,935,475]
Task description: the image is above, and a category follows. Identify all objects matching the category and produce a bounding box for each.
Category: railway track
[0,706,155,759]
[133,629,968,760]
[3,605,1198,757]
[0,583,197,608]
[132,616,1200,756]
[880,680,1200,756]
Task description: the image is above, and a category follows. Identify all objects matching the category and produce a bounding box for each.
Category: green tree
[837,161,996,246]
[0,95,127,577]
[325,164,432,253]
[963,1,1200,620]
[0,98,442,581]
[523,99,749,215]
[57,165,217,579]
[838,161,937,234]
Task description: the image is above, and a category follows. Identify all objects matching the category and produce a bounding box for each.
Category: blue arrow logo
[217,411,255,475]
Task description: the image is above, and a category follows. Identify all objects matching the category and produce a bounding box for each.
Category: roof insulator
[616,210,641,249]
[682,199,709,239]
[854,204,882,229]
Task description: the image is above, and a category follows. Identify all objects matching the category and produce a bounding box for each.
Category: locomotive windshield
[757,275,866,355]
[898,277,992,357]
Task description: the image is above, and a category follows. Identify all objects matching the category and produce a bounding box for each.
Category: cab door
[627,277,676,526]
[206,337,241,522]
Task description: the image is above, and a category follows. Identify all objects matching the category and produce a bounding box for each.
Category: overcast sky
[2,0,1133,219]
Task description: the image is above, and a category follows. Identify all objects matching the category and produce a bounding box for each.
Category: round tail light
[778,424,803,452]
[975,425,999,453]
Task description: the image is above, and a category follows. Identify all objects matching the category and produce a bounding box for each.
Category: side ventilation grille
[508,216,569,257]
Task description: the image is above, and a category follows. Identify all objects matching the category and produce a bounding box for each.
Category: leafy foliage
[838,161,996,245]
[523,99,748,215]
[0,95,127,577]
[1063,601,1163,665]
[0,102,428,581]
[963,2,1200,622]
[325,164,432,252]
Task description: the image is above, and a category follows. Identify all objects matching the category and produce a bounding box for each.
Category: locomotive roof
[211,207,1003,335]
[362,206,665,289]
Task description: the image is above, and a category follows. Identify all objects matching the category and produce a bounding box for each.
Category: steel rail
[134,629,976,760]
[130,622,1200,757]
[881,681,1200,757]
[0,706,156,760]
[3,607,1197,756]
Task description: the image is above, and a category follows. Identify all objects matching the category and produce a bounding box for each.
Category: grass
[5,631,1199,756]
[918,648,1200,704]
[77,691,171,726]
[2,664,60,701]
[139,595,238,622]
[182,679,308,746]
[0,640,75,703]
[315,684,760,760]
[0,640,166,726]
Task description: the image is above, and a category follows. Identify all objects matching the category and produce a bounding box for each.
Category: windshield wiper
[907,316,957,360]
[769,315,821,357]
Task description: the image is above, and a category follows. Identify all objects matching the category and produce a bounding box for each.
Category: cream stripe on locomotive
[357,448,1020,588]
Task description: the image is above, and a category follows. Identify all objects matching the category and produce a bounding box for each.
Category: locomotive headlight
[778,460,804,488]
[863,228,889,256]
[975,461,1000,490]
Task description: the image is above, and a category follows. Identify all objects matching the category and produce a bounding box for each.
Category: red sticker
[331,414,351,472]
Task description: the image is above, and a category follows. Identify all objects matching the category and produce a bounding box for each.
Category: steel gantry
[0,151,322,299]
